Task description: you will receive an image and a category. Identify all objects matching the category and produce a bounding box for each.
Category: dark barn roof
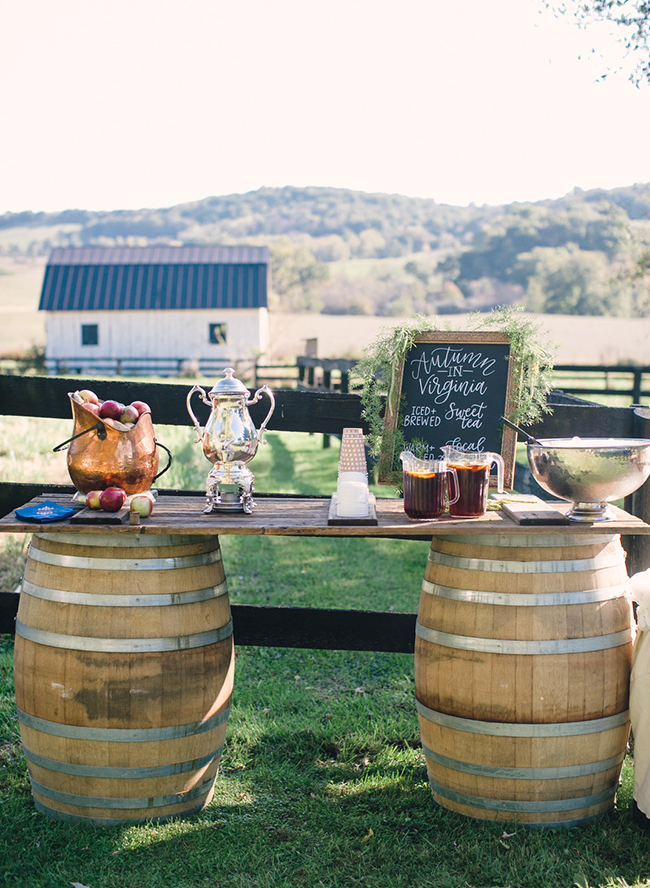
[39,246,269,311]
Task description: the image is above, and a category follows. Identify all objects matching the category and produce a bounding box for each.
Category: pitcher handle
[248,385,275,441]
[186,385,209,443]
[491,452,505,493]
[52,422,107,452]
[446,466,460,505]
[152,439,173,482]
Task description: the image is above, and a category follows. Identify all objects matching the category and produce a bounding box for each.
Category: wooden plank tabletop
[2,493,649,536]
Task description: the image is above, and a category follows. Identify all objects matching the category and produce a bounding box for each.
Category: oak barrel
[415,532,633,827]
[14,532,233,825]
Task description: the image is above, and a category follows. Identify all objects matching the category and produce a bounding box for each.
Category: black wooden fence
[2,375,650,647]
[552,365,650,405]
[292,360,650,403]
[9,356,650,403]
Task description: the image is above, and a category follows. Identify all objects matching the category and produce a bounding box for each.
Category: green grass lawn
[1,426,650,887]
[1,624,649,888]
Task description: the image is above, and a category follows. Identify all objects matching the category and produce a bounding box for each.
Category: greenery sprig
[470,305,556,426]
[352,306,556,484]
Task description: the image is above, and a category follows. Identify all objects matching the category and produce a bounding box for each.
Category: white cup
[337,471,369,518]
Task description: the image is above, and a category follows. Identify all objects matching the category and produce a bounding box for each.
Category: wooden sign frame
[380,331,519,488]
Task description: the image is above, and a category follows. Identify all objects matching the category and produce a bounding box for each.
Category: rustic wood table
[3,492,650,537]
[2,493,649,652]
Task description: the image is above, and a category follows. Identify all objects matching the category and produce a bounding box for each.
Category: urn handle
[247,385,275,442]
[186,385,211,443]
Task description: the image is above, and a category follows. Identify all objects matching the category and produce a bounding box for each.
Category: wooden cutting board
[70,506,131,525]
[501,497,570,525]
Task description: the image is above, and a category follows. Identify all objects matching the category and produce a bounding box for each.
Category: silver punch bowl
[527,437,650,521]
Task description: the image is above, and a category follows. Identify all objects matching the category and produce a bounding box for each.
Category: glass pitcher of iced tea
[442,447,505,518]
[399,452,460,519]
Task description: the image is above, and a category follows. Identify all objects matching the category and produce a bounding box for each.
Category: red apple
[100,487,127,512]
[120,404,140,424]
[130,493,154,518]
[86,490,103,509]
[82,402,101,417]
[78,389,100,405]
[130,401,151,417]
[99,400,124,420]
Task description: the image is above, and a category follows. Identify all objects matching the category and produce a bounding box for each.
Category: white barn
[39,245,270,375]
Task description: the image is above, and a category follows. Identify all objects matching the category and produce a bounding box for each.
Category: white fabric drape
[628,569,650,817]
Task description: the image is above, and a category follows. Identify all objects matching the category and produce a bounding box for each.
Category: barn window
[209,323,227,345]
[82,324,99,346]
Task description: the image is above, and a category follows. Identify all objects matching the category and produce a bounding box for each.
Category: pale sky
[1,0,649,214]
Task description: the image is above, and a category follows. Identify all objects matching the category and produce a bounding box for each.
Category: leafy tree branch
[547,0,650,85]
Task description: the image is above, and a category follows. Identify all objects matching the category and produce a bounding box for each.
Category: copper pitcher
[60,394,168,494]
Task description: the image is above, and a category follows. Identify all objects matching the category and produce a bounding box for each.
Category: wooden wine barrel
[14,532,233,826]
[415,532,633,827]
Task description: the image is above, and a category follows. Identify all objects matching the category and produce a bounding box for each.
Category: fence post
[633,369,643,405]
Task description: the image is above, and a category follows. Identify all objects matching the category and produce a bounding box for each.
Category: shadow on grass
[265,433,324,496]
[3,736,650,888]
[221,533,429,612]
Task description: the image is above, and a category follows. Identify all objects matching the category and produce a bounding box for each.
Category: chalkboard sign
[381,332,518,487]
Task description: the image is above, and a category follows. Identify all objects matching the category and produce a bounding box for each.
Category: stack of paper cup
[337,428,369,518]
[339,428,368,475]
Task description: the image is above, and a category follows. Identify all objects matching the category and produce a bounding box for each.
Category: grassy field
[1,422,650,887]
[3,255,650,369]
[0,261,46,357]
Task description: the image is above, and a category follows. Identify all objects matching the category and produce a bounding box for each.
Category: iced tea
[448,463,491,518]
[403,470,449,519]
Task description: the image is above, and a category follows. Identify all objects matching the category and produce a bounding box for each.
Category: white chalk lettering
[404,412,441,427]
[410,347,497,381]
[445,437,488,452]
[410,372,489,403]
[444,401,488,429]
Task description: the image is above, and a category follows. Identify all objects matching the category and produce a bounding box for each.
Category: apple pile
[73,389,151,431]
[86,487,127,512]
[86,487,154,516]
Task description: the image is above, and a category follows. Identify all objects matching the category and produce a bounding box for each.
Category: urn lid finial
[208,368,250,397]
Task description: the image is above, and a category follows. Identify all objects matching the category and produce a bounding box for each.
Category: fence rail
[22,356,300,390]
[296,356,357,393]
[551,365,650,405]
[12,353,650,405]
[44,356,239,377]
[295,361,650,403]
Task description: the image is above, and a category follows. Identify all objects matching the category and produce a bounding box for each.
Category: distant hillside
[1,183,649,317]
[0,187,496,256]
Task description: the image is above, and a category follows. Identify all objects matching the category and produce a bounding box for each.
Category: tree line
[1,183,649,318]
